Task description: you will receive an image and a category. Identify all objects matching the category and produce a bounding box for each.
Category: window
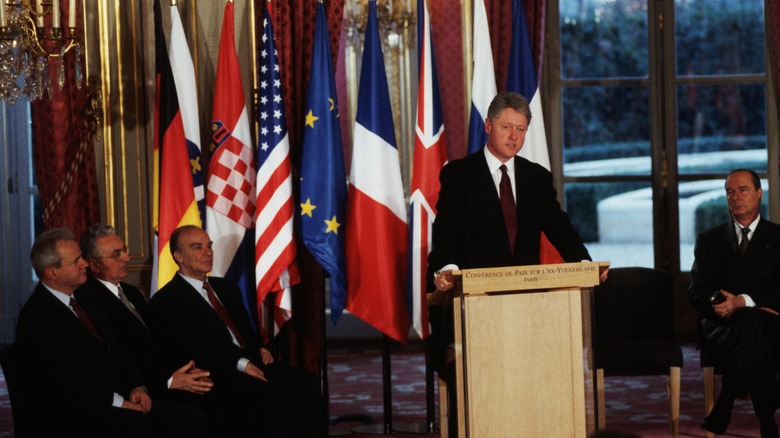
[0,99,36,343]
[548,0,775,271]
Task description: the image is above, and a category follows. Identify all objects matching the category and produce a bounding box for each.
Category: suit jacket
[147,274,264,383]
[427,151,590,289]
[74,276,173,392]
[15,283,145,409]
[689,217,780,323]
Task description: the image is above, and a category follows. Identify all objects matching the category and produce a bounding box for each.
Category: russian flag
[408,0,447,340]
[466,0,497,155]
[345,0,410,344]
[506,0,561,263]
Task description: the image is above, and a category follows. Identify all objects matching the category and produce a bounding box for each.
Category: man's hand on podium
[599,265,609,283]
[427,270,455,305]
[434,270,455,292]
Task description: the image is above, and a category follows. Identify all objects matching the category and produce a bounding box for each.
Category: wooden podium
[449,261,607,438]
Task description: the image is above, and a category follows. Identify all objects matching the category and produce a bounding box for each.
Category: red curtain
[486,0,546,94]
[262,0,345,373]
[31,4,99,237]
[429,0,467,159]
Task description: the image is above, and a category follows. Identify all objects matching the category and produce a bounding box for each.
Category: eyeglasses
[101,247,128,262]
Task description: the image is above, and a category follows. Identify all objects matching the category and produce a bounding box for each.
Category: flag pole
[320,275,331,436]
[351,334,394,435]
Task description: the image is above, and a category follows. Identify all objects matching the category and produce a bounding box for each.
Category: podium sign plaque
[450,261,607,438]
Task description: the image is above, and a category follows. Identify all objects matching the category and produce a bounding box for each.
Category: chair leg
[703,366,715,438]
[438,376,448,438]
[668,366,680,437]
[597,368,606,430]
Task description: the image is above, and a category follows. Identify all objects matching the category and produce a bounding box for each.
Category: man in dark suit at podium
[426,92,598,435]
[427,92,594,296]
[689,169,780,437]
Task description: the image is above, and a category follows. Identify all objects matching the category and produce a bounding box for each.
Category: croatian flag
[206,1,265,334]
[253,3,299,334]
[506,0,561,262]
[466,0,497,155]
[408,0,447,340]
[345,0,410,343]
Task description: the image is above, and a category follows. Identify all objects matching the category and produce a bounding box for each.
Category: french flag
[507,0,549,169]
[506,0,561,263]
[408,0,447,340]
[345,0,410,344]
[466,0,497,155]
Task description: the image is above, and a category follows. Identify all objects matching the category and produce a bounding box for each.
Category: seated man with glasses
[16,227,207,437]
[77,223,230,436]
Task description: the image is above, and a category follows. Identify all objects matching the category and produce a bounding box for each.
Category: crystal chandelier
[0,0,83,104]
[345,0,415,48]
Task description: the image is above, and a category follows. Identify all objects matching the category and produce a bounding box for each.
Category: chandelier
[344,0,415,47]
[0,0,83,104]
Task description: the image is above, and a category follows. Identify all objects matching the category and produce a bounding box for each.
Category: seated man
[15,228,207,437]
[689,169,780,438]
[147,225,320,437]
[77,223,231,436]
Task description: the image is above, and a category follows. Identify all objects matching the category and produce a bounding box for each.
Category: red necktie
[203,282,246,348]
[499,165,517,254]
[69,297,105,343]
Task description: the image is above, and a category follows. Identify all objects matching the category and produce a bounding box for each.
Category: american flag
[255,5,298,334]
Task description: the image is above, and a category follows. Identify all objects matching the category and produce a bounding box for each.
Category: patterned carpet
[0,341,775,437]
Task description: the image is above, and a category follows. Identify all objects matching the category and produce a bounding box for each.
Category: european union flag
[300,2,348,324]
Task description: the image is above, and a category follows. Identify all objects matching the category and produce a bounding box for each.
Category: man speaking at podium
[427,91,593,297]
[427,92,597,435]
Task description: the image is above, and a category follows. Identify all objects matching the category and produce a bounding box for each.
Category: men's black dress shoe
[699,413,730,435]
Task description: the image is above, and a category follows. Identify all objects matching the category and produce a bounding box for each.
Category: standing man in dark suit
[428,91,598,294]
[76,224,231,435]
[147,225,320,437]
[15,228,207,437]
[689,169,780,437]
[426,91,603,435]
